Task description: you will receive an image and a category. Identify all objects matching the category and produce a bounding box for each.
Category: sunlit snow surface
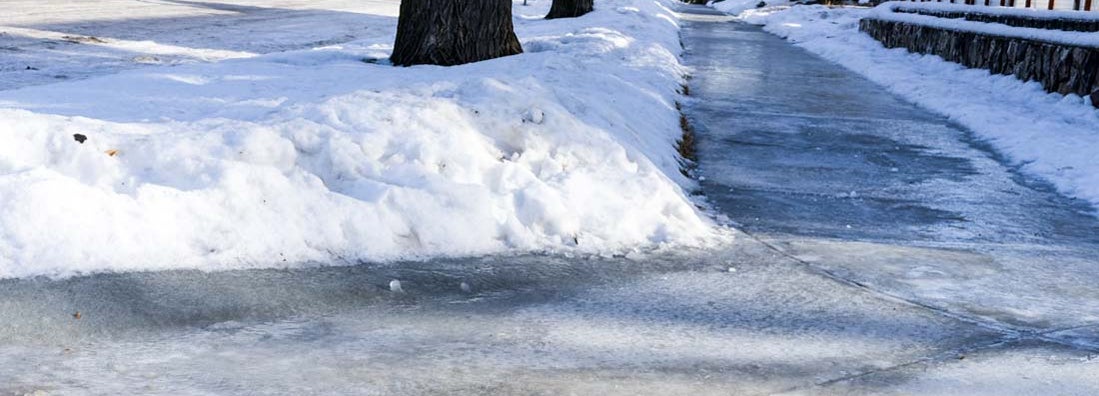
[0,0,722,278]
[0,0,399,91]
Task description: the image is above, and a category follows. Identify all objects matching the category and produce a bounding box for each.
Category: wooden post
[1085,0,1092,10]
[1025,0,1031,8]
[1048,0,1054,10]
[1075,0,1081,10]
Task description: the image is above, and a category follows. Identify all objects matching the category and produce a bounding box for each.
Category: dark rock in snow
[73,134,87,144]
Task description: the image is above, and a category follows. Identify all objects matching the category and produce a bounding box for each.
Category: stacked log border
[892,8,1099,31]
[859,18,1099,106]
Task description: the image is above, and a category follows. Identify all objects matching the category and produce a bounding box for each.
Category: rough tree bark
[391,0,522,66]
[545,0,594,19]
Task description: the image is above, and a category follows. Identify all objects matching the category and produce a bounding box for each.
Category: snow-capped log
[885,2,1099,32]
[860,4,1099,107]
[391,0,523,66]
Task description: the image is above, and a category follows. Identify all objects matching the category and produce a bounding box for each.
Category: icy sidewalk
[0,234,1003,394]
[737,4,1099,216]
[681,5,1099,393]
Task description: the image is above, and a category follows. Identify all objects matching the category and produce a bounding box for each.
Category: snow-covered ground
[0,0,401,91]
[710,0,794,16]
[0,0,725,279]
[724,4,1099,216]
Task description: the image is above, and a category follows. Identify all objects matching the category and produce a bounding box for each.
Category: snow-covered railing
[886,3,1099,30]
[861,3,1099,106]
[887,2,1099,17]
[894,0,1097,11]
[867,3,1099,46]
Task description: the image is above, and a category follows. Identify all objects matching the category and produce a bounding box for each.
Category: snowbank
[0,0,722,279]
[710,0,794,16]
[727,5,1099,215]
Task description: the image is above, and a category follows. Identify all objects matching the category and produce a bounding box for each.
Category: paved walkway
[680,4,1099,393]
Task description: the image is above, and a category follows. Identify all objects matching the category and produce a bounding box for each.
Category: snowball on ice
[389,280,404,294]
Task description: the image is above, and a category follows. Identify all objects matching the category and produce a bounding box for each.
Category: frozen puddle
[0,241,1000,394]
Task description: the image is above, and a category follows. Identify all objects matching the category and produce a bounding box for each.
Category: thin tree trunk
[545,0,594,19]
[391,0,522,66]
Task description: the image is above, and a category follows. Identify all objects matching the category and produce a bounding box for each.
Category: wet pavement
[1,5,1098,395]
[0,247,1004,395]
[680,4,1099,393]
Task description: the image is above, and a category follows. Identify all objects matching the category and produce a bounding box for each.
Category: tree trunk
[545,0,594,19]
[391,0,522,66]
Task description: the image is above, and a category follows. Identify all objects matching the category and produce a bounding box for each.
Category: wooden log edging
[859,18,1099,107]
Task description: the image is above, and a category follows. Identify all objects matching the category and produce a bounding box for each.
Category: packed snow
[0,0,402,91]
[709,0,794,16]
[0,0,723,279]
[725,4,1099,215]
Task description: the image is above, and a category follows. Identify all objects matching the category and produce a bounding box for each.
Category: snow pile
[710,0,793,16]
[726,4,1099,215]
[0,0,721,279]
